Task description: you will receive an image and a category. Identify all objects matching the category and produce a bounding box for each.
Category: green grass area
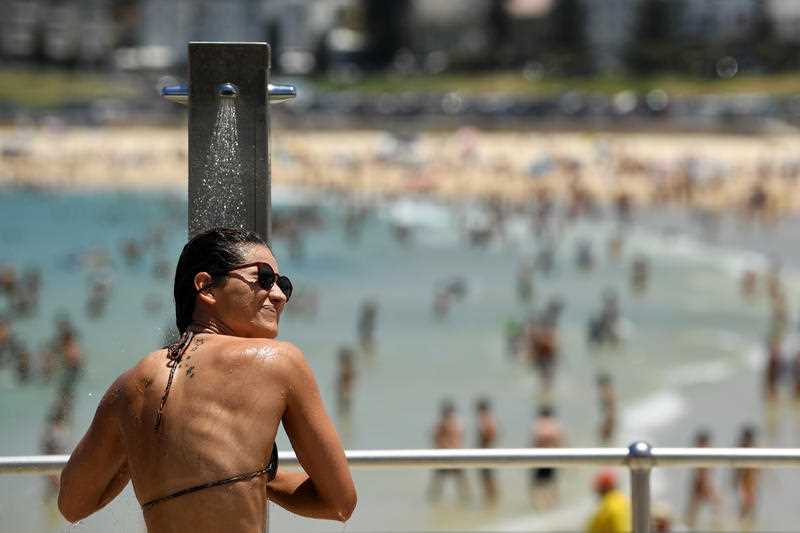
[0,68,139,108]
[311,71,800,97]
[2,67,799,109]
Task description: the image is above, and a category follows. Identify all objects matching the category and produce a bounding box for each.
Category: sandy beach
[3,126,800,215]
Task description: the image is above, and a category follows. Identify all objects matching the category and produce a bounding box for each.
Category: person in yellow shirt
[587,469,631,533]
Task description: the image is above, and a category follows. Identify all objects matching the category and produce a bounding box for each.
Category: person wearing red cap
[587,469,631,533]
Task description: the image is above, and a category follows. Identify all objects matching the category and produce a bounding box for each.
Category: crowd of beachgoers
[333,196,788,532]
[4,124,800,531]
[2,125,800,220]
[0,221,177,502]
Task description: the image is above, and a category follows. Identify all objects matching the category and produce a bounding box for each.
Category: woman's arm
[272,342,356,521]
[58,375,130,523]
[267,469,344,520]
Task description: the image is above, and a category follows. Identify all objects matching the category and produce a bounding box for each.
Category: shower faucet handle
[161,83,296,105]
[267,84,296,103]
[161,84,189,104]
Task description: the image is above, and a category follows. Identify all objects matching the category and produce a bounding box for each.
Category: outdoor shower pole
[186,42,272,242]
[161,43,295,240]
[628,441,653,533]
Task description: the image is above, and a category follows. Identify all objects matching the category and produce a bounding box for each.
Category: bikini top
[141,443,278,510]
[142,330,279,510]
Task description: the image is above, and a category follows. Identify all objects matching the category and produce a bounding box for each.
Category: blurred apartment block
[0,0,125,66]
[1,0,800,74]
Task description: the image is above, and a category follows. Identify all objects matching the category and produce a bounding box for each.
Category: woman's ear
[194,272,216,305]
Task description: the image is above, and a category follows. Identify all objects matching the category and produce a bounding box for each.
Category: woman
[58,227,356,532]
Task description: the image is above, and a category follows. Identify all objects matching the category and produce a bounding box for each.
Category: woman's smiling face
[210,244,288,338]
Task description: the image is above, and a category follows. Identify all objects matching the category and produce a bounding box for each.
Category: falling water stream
[193,98,246,230]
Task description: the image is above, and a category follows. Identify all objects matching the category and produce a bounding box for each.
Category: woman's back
[120,335,287,532]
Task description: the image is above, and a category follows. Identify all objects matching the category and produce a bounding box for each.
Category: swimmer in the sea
[685,429,722,528]
[428,399,469,502]
[475,397,498,504]
[596,374,616,444]
[529,405,564,509]
[732,425,759,526]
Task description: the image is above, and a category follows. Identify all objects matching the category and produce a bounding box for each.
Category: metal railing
[4,441,800,533]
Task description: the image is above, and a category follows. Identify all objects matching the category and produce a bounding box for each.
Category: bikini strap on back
[141,443,279,509]
[154,330,195,431]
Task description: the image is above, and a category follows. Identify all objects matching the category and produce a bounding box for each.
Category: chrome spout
[160,83,296,105]
[216,83,239,98]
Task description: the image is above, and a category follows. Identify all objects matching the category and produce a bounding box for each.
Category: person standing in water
[336,346,356,416]
[516,260,535,303]
[357,299,378,352]
[685,429,721,528]
[429,399,470,502]
[792,349,800,399]
[733,425,759,525]
[596,374,616,444]
[526,303,561,393]
[475,397,498,504]
[58,228,356,532]
[764,339,783,402]
[41,409,70,500]
[740,270,757,301]
[630,255,649,294]
[530,405,564,509]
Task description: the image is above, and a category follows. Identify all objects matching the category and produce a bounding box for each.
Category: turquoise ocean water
[1,187,799,532]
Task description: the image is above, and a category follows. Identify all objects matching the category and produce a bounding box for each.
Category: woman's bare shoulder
[229,338,308,375]
[114,349,168,397]
[134,348,169,372]
[234,338,302,361]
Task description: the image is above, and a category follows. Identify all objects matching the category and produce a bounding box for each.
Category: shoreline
[2,126,800,214]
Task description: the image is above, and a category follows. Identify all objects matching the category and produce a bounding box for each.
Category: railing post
[628,441,653,533]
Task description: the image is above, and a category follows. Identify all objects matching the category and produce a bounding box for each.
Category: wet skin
[58,245,356,532]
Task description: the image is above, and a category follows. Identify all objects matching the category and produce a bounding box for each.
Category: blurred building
[0,0,119,66]
[679,0,760,43]
[2,0,800,74]
[263,0,323,74]
[583,0,637,71]
[135,0,266,68]
[409,0,490,70]
[131,0,356,72]
[262,0,355,74]
[769,0,800,44]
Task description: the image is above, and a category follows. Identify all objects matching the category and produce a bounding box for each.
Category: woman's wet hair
[173,227,267,333]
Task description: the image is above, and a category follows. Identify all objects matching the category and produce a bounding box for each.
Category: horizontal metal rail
[4,447,800,475]
[4,444,800,533]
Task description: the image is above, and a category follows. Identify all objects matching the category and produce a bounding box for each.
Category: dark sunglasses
[225,262,293,301]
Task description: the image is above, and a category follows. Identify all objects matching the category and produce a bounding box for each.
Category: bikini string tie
[154,329,195,431]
